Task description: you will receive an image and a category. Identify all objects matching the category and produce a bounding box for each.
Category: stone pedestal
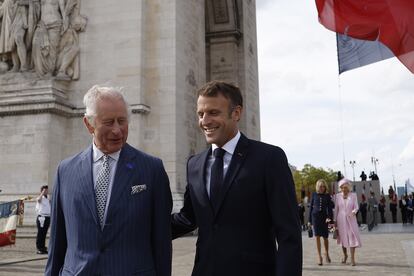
[0,73,75,116]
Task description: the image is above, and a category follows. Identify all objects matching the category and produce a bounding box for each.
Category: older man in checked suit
[45,85,172,276]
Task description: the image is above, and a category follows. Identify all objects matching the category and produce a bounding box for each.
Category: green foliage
[293,164,337,201]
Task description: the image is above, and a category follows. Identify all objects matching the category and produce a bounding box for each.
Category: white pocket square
[131,184,147,195]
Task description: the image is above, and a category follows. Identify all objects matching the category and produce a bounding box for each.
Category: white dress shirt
[35,196,51,216]
[92,143,121,224]
[205,131,241,197]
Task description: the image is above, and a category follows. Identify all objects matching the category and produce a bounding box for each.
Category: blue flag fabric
[337,33,394,74]
[0,200,20,247]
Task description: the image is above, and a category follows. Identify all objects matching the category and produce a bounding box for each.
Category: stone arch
[205,0,241,35]
[204,0,260,139]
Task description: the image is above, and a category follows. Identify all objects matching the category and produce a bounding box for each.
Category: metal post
[349,160,356,182]
[371,156,378,175]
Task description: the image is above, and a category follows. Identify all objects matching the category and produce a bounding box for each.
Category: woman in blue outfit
[308,179,334,265]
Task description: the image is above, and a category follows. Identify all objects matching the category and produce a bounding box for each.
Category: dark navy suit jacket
[172,134,302,276]
[45,143,172,276]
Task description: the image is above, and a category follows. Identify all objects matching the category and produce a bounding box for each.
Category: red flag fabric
[0,200,20,247]
[316,0,414,73]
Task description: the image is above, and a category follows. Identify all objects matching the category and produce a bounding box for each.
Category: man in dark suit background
[45,85,172,276]
[172,81,302,276]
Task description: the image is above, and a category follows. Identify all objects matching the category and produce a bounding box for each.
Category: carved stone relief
[212,0,229,24]
[0,0,86,80]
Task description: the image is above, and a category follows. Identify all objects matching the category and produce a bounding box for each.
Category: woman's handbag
[332,228,338,239]
[308,227,313,238]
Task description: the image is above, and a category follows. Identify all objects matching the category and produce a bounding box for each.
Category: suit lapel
[78,145,100,228]
[105,144,135,223]
[214,134,249,217]
[192,148,215,216]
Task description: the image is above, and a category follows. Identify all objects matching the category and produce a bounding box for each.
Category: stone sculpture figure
[10,0,28,71]
[25,0,40,51]
[56,0,85,80]
[0,0,86,78]
[0,0,40,72]
[0,0,17,57]
[56,14,85,80]
[32,0,65,76]
[31,20,50,74]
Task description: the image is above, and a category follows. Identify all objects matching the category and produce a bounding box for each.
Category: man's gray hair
[83,85,129,125]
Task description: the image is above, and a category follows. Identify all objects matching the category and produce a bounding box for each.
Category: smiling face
[83,96,129,154]
[340,184,350,195]
[318,185,326,194]
[197,94,241,147]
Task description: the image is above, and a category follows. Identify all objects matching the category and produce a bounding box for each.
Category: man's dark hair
[41,185,48,191]
[197,80,243,109]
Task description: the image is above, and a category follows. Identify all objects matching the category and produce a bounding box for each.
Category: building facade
[0,0,260,223]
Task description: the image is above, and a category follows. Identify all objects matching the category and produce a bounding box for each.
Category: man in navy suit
[45,85,172,276]
[172,81,302,276]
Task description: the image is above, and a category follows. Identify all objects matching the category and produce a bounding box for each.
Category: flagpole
[337,76,347,177]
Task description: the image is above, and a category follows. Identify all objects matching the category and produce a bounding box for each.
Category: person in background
[379,195,386,223]
[359,197,367,225]
[367,191,378,231]
[407,194,414,224]
[35,185,51,254]
[308,179,333,266]
[399,195,408,225]
[334,178,361,266]
[298,200,306,231]
[360,171,367,181]
[390,192,398,223]
[388,186,394,197]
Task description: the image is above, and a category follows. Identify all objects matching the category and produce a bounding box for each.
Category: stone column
[140,0,206,210]
[205,0,260,140]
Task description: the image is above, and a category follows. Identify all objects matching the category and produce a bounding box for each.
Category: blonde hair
[315,179,328,194]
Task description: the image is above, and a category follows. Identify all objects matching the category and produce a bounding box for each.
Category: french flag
[316,0,414,74]
[0,200,20,247]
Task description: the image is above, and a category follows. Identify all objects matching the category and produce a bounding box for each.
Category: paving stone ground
[0,224,413,276]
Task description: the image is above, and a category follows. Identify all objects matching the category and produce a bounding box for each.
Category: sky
[256,0,414,192]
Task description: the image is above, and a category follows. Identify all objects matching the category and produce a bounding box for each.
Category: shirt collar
[212,131,241,156]
[92,142,121,163]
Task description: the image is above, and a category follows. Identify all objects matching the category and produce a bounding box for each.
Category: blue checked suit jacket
[45,144,172,276]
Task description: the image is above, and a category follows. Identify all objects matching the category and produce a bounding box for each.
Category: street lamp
[371,156,379,175]
[349,160,356,182]
[392,163,402,194]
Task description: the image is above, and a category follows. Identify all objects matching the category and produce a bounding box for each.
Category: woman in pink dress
[334,178,361,266]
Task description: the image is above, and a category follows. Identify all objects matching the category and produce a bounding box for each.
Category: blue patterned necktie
[95,155,110,227]
[210,148,225,209]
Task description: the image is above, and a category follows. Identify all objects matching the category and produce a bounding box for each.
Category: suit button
[100,247,105,253]
[213,224,219,230]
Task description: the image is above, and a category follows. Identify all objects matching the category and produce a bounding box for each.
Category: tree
[293,164,337,202]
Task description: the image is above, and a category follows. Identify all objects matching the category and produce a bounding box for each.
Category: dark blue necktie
[210,148,225,209]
